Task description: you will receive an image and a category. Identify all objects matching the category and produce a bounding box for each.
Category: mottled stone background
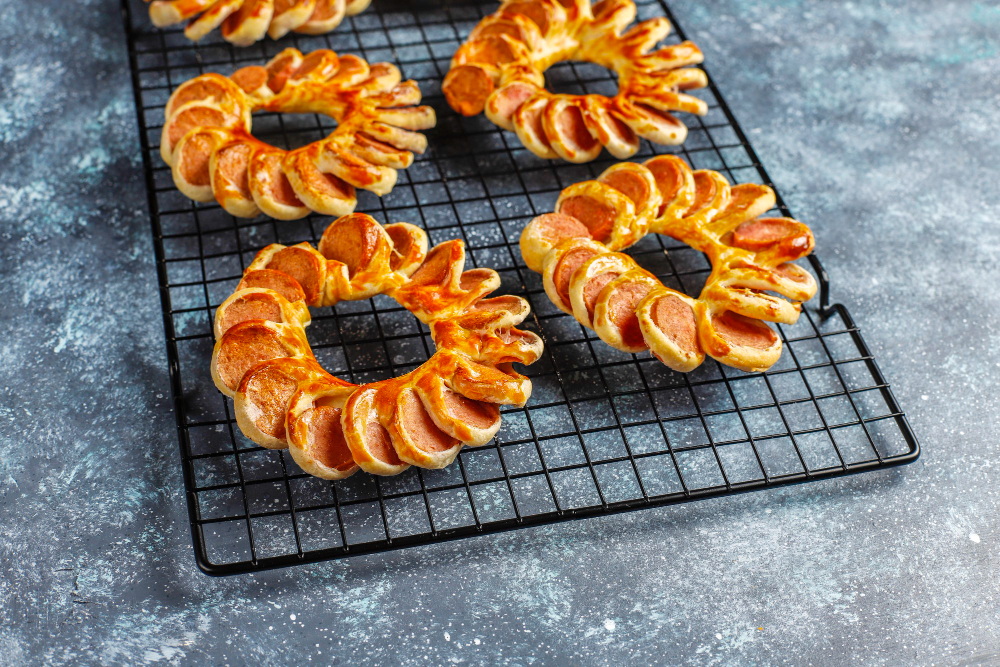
[1,0,998,664]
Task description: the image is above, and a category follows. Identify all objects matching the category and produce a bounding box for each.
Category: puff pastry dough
[144,0,371,45]
[162,48,435,219]
[520,156,817,373]
[443,0,707,162]
[212,213,543,479]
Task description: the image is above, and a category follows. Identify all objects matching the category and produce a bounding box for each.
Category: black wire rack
[121,0,919,575]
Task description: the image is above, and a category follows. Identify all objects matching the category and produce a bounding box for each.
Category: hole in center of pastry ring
[162,48,436,221]
[543,61,616,97]
[243,108,340,153]
[210,213,545,481]
[443,0,710,163]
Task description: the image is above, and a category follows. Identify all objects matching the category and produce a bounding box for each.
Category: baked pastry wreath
[212,213,543,479]
[144,0,370,45]
[442,0,707,163]
[162,48,435,220]
[519,155,817,372]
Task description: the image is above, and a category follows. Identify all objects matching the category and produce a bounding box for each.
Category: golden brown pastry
[520,155,817,372]
[443,0,707,162]
[162,48,435,219]
[211,213,543,479]
[144,0,372,45]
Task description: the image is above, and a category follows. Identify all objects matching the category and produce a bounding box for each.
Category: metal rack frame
[120,0,919,575]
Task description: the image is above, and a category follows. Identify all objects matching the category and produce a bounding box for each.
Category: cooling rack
[120,0,919,575]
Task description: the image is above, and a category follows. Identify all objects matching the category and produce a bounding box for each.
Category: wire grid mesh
[121,0,919,575]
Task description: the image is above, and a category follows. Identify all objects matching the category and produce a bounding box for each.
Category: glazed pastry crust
[211,213,543,480]
[443,0,708,162]
[161,49,435,219]
[520,156,817,373]
[144,0,368,45]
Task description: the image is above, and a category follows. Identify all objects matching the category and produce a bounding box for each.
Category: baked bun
[211,213,544,480]
[443,0,708,162]
[520,156,817,373]
[162,49,435,220]
[143,0,371,45]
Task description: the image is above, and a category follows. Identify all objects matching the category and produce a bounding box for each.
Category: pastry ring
[162,48,435,220]
[519,155,817,372]
[443,0,708,163]
[144,0,371,46]
[211,213,544,479]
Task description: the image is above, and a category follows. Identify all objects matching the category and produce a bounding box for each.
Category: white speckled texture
[1,0,999,664]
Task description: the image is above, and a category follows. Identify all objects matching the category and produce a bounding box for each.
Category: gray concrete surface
[1,0,998,664]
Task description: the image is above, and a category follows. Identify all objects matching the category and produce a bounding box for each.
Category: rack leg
[808,254,833,315]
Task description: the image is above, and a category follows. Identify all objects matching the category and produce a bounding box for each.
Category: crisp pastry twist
[144,0,370,45]
[161,48,435,220]
[211,213,544,479]
[442,0,707,163]
[519,155,817,372]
